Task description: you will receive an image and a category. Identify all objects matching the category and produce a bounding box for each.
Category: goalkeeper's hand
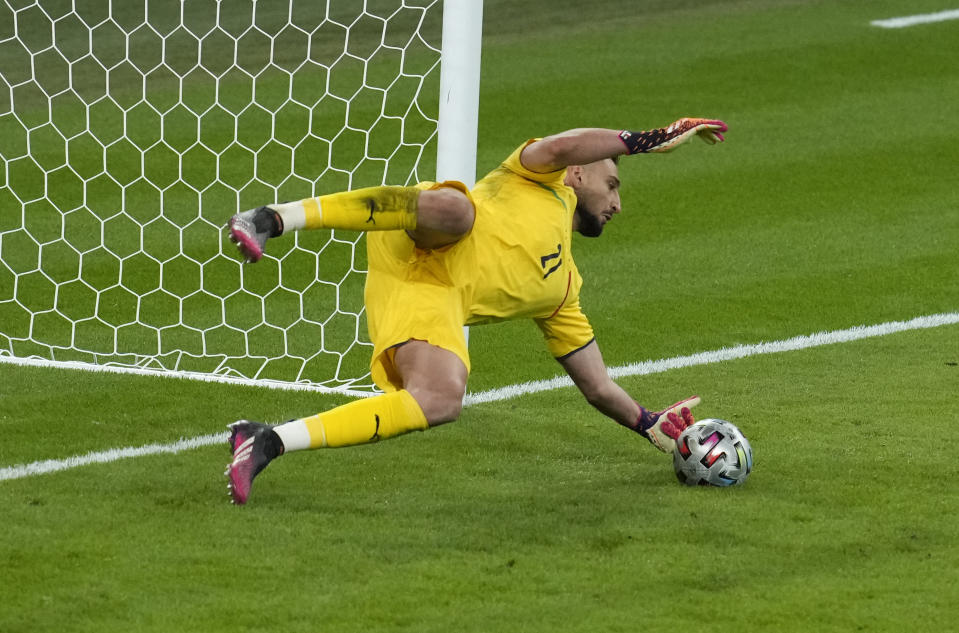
[635,395,701,453]
[619,119,727,154]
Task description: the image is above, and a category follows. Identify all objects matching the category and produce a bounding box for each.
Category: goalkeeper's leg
[276,340,467,448]
[228,183,474,261]
[226,341,467,504]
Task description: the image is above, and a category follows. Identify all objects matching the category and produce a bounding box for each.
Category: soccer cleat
[227,206,283,263]
[226,420,284,505]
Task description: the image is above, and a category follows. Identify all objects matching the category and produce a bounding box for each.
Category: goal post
[436,0,483,188]
[0,0,483,393]
[436,0,484,350]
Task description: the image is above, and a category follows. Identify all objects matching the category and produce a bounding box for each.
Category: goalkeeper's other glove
[618,119,727,154]
[635,395,701,453]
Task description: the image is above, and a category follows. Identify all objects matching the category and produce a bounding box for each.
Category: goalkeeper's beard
[574,205,604,238]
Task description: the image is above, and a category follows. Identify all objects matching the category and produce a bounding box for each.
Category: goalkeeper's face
[569,159,621,238]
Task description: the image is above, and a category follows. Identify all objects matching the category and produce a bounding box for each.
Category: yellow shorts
[365,181,475,391]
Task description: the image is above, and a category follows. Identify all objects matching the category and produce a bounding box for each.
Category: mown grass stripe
[3,311,957,482]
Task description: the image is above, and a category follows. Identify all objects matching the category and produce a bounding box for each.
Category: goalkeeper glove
[618,118,727,154]
[635,395,701,453]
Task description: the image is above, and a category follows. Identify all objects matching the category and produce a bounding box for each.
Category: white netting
[0,0,442,390]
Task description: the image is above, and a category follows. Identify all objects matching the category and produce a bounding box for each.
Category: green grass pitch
[2,1,959,631]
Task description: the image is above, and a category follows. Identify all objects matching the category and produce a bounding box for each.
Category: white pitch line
[464,311,959,405]
[2,311,958,482]
[0,433,228,482]
[0,354,377,400]
[871,8,959,28]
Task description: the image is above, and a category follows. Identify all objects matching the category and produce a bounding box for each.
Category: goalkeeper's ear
[564,164,585,185]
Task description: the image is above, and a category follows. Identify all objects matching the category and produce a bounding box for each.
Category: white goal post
[436,0,482,189]
[0,0,483,393]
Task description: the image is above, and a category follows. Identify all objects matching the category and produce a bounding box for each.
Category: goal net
[0,0,461,393]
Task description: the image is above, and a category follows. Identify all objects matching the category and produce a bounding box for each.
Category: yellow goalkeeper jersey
[365,139,594,389]
[464,140,592,350]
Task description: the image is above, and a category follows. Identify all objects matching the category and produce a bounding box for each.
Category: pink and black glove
[634,395,701,453]
[618,119,727,154]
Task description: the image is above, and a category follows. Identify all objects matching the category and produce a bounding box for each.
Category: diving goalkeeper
[225,117,727,505]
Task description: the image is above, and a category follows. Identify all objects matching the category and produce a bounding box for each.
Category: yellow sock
[300,389,428,448]
[273,186,419,233]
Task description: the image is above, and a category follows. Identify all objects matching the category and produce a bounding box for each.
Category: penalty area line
[0,433,228,483]
[2,311,958,482]
[870,8,959,28]
[466,311,959,405]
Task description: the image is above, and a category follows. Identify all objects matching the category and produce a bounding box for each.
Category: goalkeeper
[225,118,727,505]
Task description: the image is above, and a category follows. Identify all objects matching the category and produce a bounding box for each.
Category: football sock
[272,186,419,233]
[272,389,429,451]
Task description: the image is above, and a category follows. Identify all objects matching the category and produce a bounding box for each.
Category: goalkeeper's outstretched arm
[558,340,699,454]
[521,118,727,173]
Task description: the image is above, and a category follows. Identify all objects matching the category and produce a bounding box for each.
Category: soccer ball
[673,418,753,486]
